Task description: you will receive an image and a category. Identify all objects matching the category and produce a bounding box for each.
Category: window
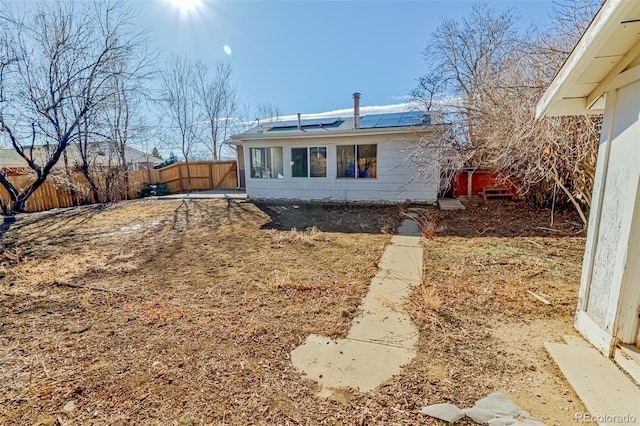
[291,148,308,177]
[290,147,327,178]
[250,147,283,178]
[336,144,377,178]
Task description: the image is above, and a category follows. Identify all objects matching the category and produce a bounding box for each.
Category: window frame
[290,146,328,178]
[249,146,284,179]
[336,144,377,179]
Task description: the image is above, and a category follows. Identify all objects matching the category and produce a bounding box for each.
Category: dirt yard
[0,198,586,425]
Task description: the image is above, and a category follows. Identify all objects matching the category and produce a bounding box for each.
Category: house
[0,149,28,176]
[536,0,640,379]
[228,94,447,203]
[0,142,162,175]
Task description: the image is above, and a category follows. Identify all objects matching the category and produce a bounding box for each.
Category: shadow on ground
[253,202,403,235]
[428,200,585,238]
[0,204,109,252]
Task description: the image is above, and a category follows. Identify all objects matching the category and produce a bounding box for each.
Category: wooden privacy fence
[0,160,238,213]
[157,161,237,193]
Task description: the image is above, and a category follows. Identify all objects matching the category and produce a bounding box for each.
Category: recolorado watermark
[574,413,637,423]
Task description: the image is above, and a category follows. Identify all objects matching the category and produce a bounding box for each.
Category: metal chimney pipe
[297,113,301,130]
[353,92,361,129]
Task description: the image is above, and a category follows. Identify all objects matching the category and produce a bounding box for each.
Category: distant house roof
[0,149,28,168]
[536,0,640,118]
[0,142,162,169]
[229,111,445,143]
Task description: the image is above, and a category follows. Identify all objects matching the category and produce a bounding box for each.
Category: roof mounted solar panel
[358,114,383,129]
[360,111,430,129]
[398,112,427,126]
[375,114,403,127]
[268,117,342,131]
[358,112,428,129]
[267,120,298,129]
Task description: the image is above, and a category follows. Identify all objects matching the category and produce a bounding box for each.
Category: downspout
[235,143,242,190]
[353,93,361,181]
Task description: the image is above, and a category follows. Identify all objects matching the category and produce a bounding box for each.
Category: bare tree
[75,128,96,203]
[253,102,281,125]
[161,55,200,191]
[194,61,238,161]
[549,0,602,55]
[74,3,154,203]
[412,3,521,151]
[0,0,144,213]
[102,60,154,200]
[411,1,602,223]
[406,124,469,196]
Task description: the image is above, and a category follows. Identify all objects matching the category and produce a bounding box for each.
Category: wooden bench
[480,187,513,202]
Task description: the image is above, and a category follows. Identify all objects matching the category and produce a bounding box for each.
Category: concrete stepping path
[545,340,640,425]
[291,219,422,395]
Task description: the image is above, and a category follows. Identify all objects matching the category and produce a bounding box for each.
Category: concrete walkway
[437,198,465,210]
[291,219,423,396]
[546,336,640,426]
[159,190,247,200]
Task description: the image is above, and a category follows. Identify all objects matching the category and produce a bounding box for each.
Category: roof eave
[536,0,634,119]
[227,124,445,144]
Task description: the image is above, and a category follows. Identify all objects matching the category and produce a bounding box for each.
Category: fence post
[210,162,215,190]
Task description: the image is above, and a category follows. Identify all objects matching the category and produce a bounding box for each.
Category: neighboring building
[0,142,162,175]
[0,149,28,176]
[536,0,640,377]
[228,94,447,203]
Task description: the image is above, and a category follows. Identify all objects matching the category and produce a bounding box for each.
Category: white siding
[577,80,640,352]
[241,133,438,203]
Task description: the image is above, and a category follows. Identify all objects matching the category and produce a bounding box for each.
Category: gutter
[227,123,449,144]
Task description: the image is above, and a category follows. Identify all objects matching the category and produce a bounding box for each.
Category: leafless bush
[412,1,602,224]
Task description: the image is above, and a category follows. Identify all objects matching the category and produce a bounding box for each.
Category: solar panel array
[358,112,429,129]
[265,112,429,132]
[269,118,342,130]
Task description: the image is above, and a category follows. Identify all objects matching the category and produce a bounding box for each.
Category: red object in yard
[451,168,519,200]
[1,167,29,177]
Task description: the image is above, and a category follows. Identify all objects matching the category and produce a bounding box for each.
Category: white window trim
[250,147,284,179]
[336,144,378,180]
[290,146,328,179]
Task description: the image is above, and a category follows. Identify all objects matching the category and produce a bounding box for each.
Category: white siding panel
[242,134,439,203]
[583,81,640,336]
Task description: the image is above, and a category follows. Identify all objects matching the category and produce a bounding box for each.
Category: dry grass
[268,225,331,247]
[410,211,436,239]
[407,200,588,425]
[0,198,588,425]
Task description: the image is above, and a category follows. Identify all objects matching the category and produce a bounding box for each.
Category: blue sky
[135,0,559,118]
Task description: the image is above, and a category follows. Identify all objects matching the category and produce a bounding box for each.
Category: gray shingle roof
[0,142,162,169]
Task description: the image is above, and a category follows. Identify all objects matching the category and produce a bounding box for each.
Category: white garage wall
[577,80,640,352]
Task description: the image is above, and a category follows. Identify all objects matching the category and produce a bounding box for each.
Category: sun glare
[168,0,203,14]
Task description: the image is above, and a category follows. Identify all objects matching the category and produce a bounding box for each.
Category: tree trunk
[80,165,101,204]
[184,157,192,193]
[212,129,218,161]
[0,173,19,215]
[63,150,79,206]
[123,169,130,200]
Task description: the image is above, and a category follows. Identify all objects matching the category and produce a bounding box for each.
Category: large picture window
[291,147,327,178]
[336,144,377,178]
[250,147,283,178]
